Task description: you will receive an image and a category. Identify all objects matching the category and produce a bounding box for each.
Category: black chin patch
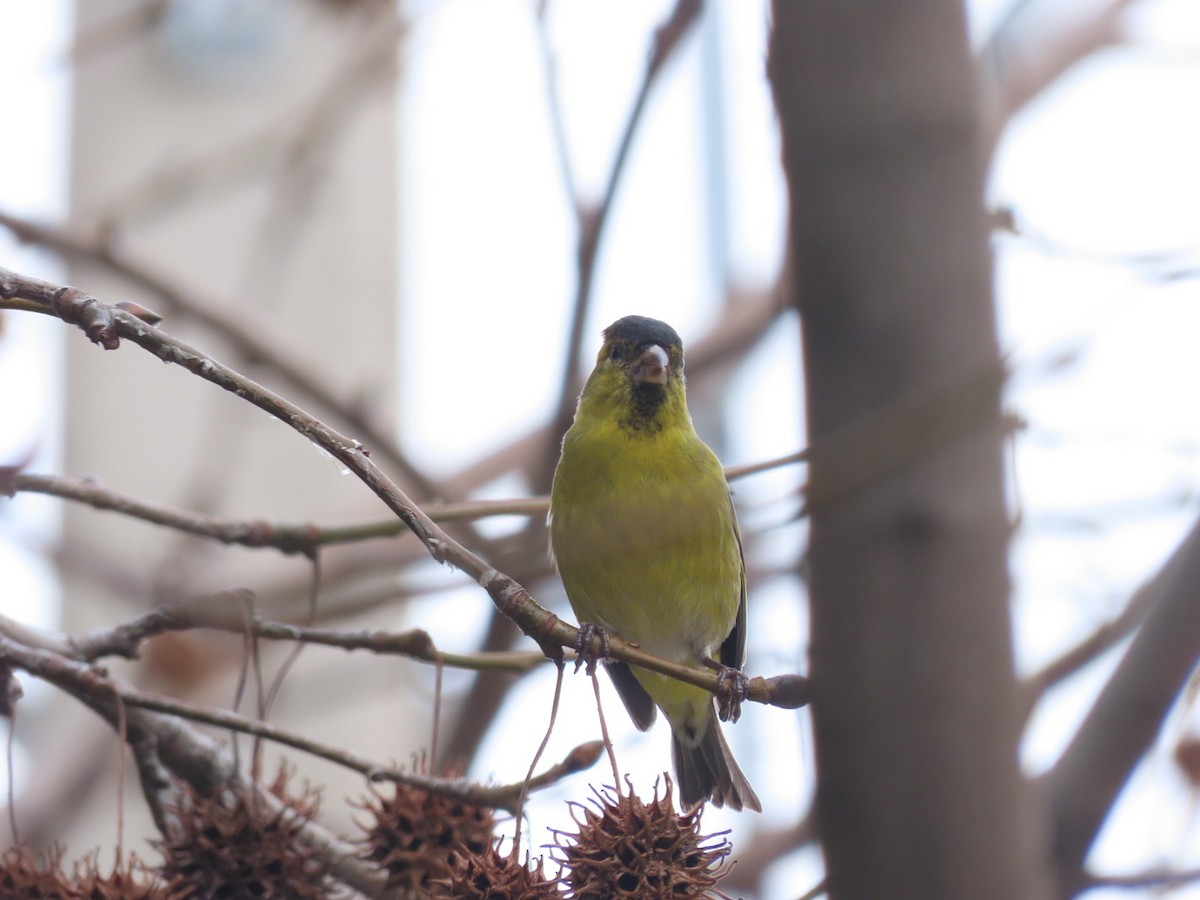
[623,382,667,432]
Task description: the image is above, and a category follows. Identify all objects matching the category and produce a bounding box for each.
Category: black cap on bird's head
[603,315,683,352]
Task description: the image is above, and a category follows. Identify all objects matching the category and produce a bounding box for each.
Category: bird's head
[579,315,688,433]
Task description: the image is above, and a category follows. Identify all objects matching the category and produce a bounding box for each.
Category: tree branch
[978,0,1143,153]
[0,631,600,821]
[3,451,805,553]
[0,266,809,714]
[0,209,435,498]
[1046,512,1200,895]
[544,0,704,478]
[0,594,550,676]
[1020,574,1158,721]
[439,286,785,500]
[1079,865,1200,893]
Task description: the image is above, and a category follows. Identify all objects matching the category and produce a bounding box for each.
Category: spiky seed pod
[551,778,733,900]
[434,845,560,899]
[73,852,170,899]
[155,766,337,899]
[356,765,496,894]
[0,845,169,898]
[0,845,75,898]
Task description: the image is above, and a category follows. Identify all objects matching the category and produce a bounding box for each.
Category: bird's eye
[608,344,625,362]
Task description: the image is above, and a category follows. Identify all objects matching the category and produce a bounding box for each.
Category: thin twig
[1046,512,1200,893]
[3,452,805,551]
[127,732,175,840]
[110,688,581,815]
[544,0,705,477]
[534,0,578,203]
[724,449,807,480]
[451,0,709,771]
[430,653,444,765]
[35,598,551,674]
[978,0,1143,153]
[722,811,816,893]
[1020,579,1158,722]
[440,288,785,502]
[514,661,566,855]
[261,556,320,719]
[114,689,128,857]
[2,471,542,549]
[4,706,18,844]
[0,210,435,497]
[1080,865,1200,892]
[591,670,622,793]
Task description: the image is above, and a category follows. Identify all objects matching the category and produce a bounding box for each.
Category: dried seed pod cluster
[0,759,741,898]
[0,845,167,899]
[156,767,335,899]
[357,765,496,894]
[552,777,734,900]
[434,844,558,899]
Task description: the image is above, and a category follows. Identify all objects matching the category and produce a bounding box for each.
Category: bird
[549,314,760,812]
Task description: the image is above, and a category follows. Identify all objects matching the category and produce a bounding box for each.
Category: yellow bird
[549,315,760,812]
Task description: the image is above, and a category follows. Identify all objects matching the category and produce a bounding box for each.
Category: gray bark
[769,3,1052,897]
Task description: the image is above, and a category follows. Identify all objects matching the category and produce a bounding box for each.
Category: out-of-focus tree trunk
[769,3,1052,898]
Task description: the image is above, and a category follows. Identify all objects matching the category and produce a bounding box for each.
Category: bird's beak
[631,344,670,385]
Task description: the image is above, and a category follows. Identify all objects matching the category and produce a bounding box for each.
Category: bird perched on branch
[549,315,760,812]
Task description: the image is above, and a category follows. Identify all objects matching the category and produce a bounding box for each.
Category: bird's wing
[718,489,748,671]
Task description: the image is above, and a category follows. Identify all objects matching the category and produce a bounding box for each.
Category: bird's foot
[573,622,611,676]
[708,660,748,723]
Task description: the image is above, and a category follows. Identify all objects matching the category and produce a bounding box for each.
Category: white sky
[3,1,1200,897]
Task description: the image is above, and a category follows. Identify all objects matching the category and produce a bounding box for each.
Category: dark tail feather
[604,661,657,731]
[672,714,761,812]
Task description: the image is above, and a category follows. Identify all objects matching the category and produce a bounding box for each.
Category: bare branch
[127,728,175,839]
[979,0,1143,152]
[1020,577,1158,721]
[4,448,805,555]
[439,286,785,500]
[0,210,435,497]
[0,266,809,714]
[544,0,704,480]
[1046,512,1200,894]
[1080,866,1200,892]
[722,810,817,893]
[108,689,587,816]
[5,473,326,555]
[534,0,578,202]
[0,631,601,824]
[35,593,551,675]
[725,449,808,481]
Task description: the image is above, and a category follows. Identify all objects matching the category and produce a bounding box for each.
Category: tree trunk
[769,3,1051,897]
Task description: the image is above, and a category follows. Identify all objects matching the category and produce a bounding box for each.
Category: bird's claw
[714,665,748,723]
[573,622,611,676]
